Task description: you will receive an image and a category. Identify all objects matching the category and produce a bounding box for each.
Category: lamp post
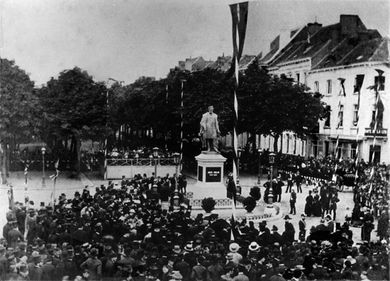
[258,148,263,185]
[153,147,159,177]
[41,147,46,188]
[172,152,181,209]
[268,152,276,204]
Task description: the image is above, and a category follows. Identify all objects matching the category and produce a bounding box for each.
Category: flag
[229,1,249,190]
[376,94,384,129]
[338,78,346,96]
[336,101,343,129]
[334,136,339,158]
[230,214,236,241]
[228,2,249,77]
[50,159,60,205]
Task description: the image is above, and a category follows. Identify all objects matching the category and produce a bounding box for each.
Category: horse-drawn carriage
[335,172,357,192]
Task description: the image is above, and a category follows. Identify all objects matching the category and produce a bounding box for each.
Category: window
[324,105,331,128]
[314,81,319,92]
[296,73,300,83]
[337,105,344,128]
[374,75,385,91]
[352,104,359,126]
[326,79,332,94]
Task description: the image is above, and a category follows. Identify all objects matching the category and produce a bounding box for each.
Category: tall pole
[180,80,185,173]
[257,149,262,185]
[41,147,46,188]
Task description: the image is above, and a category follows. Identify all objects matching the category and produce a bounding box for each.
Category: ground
[0,171,377,244]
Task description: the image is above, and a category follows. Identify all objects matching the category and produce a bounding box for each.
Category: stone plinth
[195,152,226,184]
[188,152,232,209]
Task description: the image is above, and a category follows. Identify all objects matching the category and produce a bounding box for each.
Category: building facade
[260,14,389,163]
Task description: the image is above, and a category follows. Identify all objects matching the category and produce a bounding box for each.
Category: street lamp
[172,152,181,209]
[41,147,46,188]
[153,147,159,177]
[268,152,276,204]
[258,148,263,185]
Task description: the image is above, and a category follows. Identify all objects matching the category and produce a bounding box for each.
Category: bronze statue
[199,105,220,152]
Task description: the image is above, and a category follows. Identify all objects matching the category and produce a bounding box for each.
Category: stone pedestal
[195,152,226,185]
[187,152,232,209]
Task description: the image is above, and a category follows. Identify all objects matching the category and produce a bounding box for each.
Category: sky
[1,0,389,86]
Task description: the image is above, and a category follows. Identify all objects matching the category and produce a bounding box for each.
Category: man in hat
[228,243,242,265]
[294,171,303,193]
[28,251,43,281]
[7,221,24,249]
[190,256,207,281]
[270,225,282,245]
[257,221,271,247]
[275,175,284,202]
[282,215,295,245]
[298,214,306,242]
[289,189,297,215]
[269,264,287,281]
[361,208,374,242]
[80,248,102,281]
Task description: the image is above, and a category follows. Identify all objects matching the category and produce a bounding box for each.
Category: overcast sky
[1,0,389,86]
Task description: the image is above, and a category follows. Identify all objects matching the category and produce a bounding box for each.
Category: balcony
[364,128,388,137]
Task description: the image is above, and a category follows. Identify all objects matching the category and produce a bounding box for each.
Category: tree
[239,60,326,152]
[0,58,39,183]
[39,67,107,174]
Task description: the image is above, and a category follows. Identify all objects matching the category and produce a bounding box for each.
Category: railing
[364,128,388,137]
[106,158,176,166]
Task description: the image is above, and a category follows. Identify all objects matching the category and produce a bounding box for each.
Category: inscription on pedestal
[205,167,221,182]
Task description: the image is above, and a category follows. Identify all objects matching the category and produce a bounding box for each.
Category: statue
[199,105,220,152]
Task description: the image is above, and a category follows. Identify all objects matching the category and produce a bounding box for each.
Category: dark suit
[289,192,297,215]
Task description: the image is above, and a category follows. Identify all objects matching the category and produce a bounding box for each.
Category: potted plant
[243,196,256,213]
[201,197,216,213]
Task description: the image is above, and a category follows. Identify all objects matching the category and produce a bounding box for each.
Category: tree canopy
[1,59,326,175]
[38,67,108,172]
[0,58,39,183]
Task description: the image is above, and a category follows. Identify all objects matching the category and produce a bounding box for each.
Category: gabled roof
[313,37,389,69]
[264,15,384,71]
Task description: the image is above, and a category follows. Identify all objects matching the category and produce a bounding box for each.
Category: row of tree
[0,57,326,181]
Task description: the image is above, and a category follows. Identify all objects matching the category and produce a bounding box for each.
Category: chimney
[307,22,322,35]
[340,15,366,38]
[270,35,280,52]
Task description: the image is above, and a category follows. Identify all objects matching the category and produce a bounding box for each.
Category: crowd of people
[0,168,388,281]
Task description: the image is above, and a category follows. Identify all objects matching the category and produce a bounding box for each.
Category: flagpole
[368,90,381,196]
[353,75,364,185]
[229,2,249,215]
[180,80,185,173]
